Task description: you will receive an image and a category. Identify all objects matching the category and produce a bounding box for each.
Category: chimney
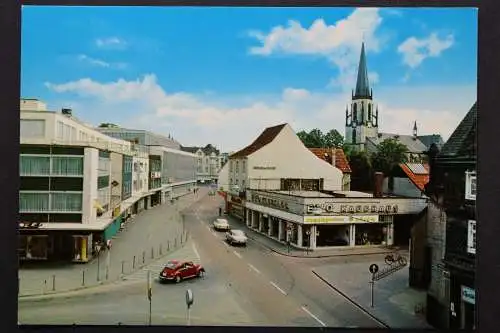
[331,148,336,168]
[374,172,384,198]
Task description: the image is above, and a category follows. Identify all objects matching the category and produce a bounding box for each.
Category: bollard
[44,280,47,294]
[121,261,125,274]
[160,244,163,255]
[151,247,154,259]
[167,241,170,251]
[142,251,145,264]
[133,255,136,269]
[52,275,56,291]
[82,270,85,286]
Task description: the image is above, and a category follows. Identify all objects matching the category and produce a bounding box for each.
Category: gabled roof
[417,134,445,150]
[180,144,220,155]
[438,102,477,159]
[180,146,199,153]
[308,148,352,173]
[366,133,428,153]
[229,124,287,159]
[399,163,429,191]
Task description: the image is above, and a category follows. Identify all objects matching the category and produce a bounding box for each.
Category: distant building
[383,163,430,198]
[181,144,223,183]
[345,42,444,162]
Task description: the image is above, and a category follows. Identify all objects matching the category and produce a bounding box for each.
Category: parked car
[213,218,230,231]
[159,260,205,283]
[226,229,248,246]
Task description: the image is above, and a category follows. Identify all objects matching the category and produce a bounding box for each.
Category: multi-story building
[98,126,197,204]
[19,99,135,263]
[409,102,477,330]
[181,144,222,183]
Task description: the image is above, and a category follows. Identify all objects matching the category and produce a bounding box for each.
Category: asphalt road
[19,192,385,327]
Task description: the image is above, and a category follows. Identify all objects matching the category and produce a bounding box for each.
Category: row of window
[19,192,83,212]
[229,178,245,188]
[229,160,246,173]
[20,155,84,176]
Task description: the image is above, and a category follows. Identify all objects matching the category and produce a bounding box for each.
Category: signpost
[147,270,152,325]
[368,263,379,308]
[305,230,311,255]
[185,289,194,326]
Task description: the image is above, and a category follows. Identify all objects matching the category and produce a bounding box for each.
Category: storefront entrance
[316,224,350,247]
[355,223,385,245]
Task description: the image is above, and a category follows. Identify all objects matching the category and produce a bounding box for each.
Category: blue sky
[21,6,477,152]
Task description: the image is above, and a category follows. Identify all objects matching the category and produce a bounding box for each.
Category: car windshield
[232,230,245,236]
[217,219,228,224]
[164,261,178,269]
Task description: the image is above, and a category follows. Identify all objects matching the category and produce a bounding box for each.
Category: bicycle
[384,251,408,266]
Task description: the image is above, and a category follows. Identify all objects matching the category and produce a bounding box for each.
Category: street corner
[388,287,427,316]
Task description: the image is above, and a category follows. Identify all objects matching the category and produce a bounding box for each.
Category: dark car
[159,260,205,283]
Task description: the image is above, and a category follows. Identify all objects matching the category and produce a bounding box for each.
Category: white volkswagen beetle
[213,218,230,231]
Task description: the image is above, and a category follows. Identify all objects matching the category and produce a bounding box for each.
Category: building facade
[19,100,135,263]
[218,123,427,250]
[181,144,222,183]
[344,43,443,161]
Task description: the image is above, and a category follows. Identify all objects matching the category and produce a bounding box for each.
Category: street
[19,191,386,327]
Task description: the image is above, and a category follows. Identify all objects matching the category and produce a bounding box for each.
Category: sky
[21,6,477,152]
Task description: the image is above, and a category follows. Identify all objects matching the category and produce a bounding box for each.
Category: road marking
[191,242,201,261]
[301,306,326,327]
[270,281,287,295]
[222,242,230,249]
[205,225,211,231]
[248,263,261,274]
[232,251,242,259]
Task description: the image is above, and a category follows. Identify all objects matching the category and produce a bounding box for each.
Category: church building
[344,43,444,161]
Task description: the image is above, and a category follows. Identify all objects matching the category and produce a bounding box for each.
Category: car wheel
[175,275,181,283]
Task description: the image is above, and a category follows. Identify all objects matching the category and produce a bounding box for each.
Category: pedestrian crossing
[121,241,202,282]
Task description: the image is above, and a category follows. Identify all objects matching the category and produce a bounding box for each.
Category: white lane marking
[191,242,201,261]
[222,241,230,249]
[301,306,326,327]
[270,281,287,295]
[232,251,242,259]
[248,263,261,274]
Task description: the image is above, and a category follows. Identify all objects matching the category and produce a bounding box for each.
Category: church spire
[354,42,372,100]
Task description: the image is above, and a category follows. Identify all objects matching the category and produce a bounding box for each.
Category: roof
[354,42,371,99]
[438,102,477,158]
[399,163,429,191]
[181,144,220,155]
[229,124,287,159]
[308,148,352,173]
[366,133,428,153]
[417,134,445,150]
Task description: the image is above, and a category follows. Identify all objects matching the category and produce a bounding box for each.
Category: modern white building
[218,123,428,251]
[19,99,138,263]
[181,144,223,183]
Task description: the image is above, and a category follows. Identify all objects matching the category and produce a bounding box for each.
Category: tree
[324,129,344,148]
[308,129,325,147]
[347,150,374,191]
[371,138,409,192]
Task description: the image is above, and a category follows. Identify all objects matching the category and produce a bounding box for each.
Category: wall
[82,147,98,225]
[245,125,343,191]
[217,163,229,191]
[160,148,197,184]
[383,177,423,197]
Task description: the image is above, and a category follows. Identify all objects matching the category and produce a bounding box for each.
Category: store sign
[306,203,336,213]
[250,193,289,211]
[253,166,276,170]
[461,286,475,305]
[304,215,379,224]
[340,204,398,214]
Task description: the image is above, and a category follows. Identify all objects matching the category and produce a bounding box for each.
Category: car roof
[216,218,228,222]
[232,229,245,234]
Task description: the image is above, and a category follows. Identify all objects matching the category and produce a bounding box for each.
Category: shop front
[228,195,245,221]
[448,266,476,330]
[18,234,49,260]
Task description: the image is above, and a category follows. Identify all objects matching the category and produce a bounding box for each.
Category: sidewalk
[18,189,206,298]
[312,261,432,329]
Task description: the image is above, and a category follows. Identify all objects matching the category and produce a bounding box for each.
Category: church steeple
[353,42,372,100]
[413,121,418,138]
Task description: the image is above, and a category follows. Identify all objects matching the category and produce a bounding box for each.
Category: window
[467,220,476,255]
[465,171,477,201]
[236,161,239,173]
[242,180,245,188]
[98,187,111,207]
[230,178,233,185]
[229,161,233,172]
[19,155,50,176]
[51,156,84,176]
[242,161,246,173]
[20,120,46,138]
[51,192,83,212]
[19,192,50,212]
[56,121,64,140]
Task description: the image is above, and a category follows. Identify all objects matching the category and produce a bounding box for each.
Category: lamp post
[305,230,311,255]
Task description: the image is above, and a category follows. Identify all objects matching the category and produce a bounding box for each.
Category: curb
[246,233,394,259]
[311,270,390,328]
[19,233,190,302]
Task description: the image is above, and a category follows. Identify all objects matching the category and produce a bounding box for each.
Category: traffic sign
[369,263,379,274]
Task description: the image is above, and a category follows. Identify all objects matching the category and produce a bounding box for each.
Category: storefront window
[355,224,384,245]
[24,235,48,260]
[73,235,92,262]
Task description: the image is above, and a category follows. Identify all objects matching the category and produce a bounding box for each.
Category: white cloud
[248,8,384,92]
[397,32,455,69]
[77,54,127,70]
[44,74,475,152]
[96,37,128,49]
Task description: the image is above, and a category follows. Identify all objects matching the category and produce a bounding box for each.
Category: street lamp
[305,229,311,255]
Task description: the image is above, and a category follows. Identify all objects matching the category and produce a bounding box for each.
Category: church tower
[345,42,379,152]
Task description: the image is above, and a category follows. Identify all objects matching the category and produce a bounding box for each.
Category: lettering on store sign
[253,166,276,170]
[251,194,289,210]
[340,204,398,214]
[306,203,336,213]
[304,215,379,224]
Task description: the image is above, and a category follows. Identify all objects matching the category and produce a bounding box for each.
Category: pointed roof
[229,124,287,159]
[354,42,371,99]
[438,102,477,158]
[399,163,429,192]
[413,121,417,131]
